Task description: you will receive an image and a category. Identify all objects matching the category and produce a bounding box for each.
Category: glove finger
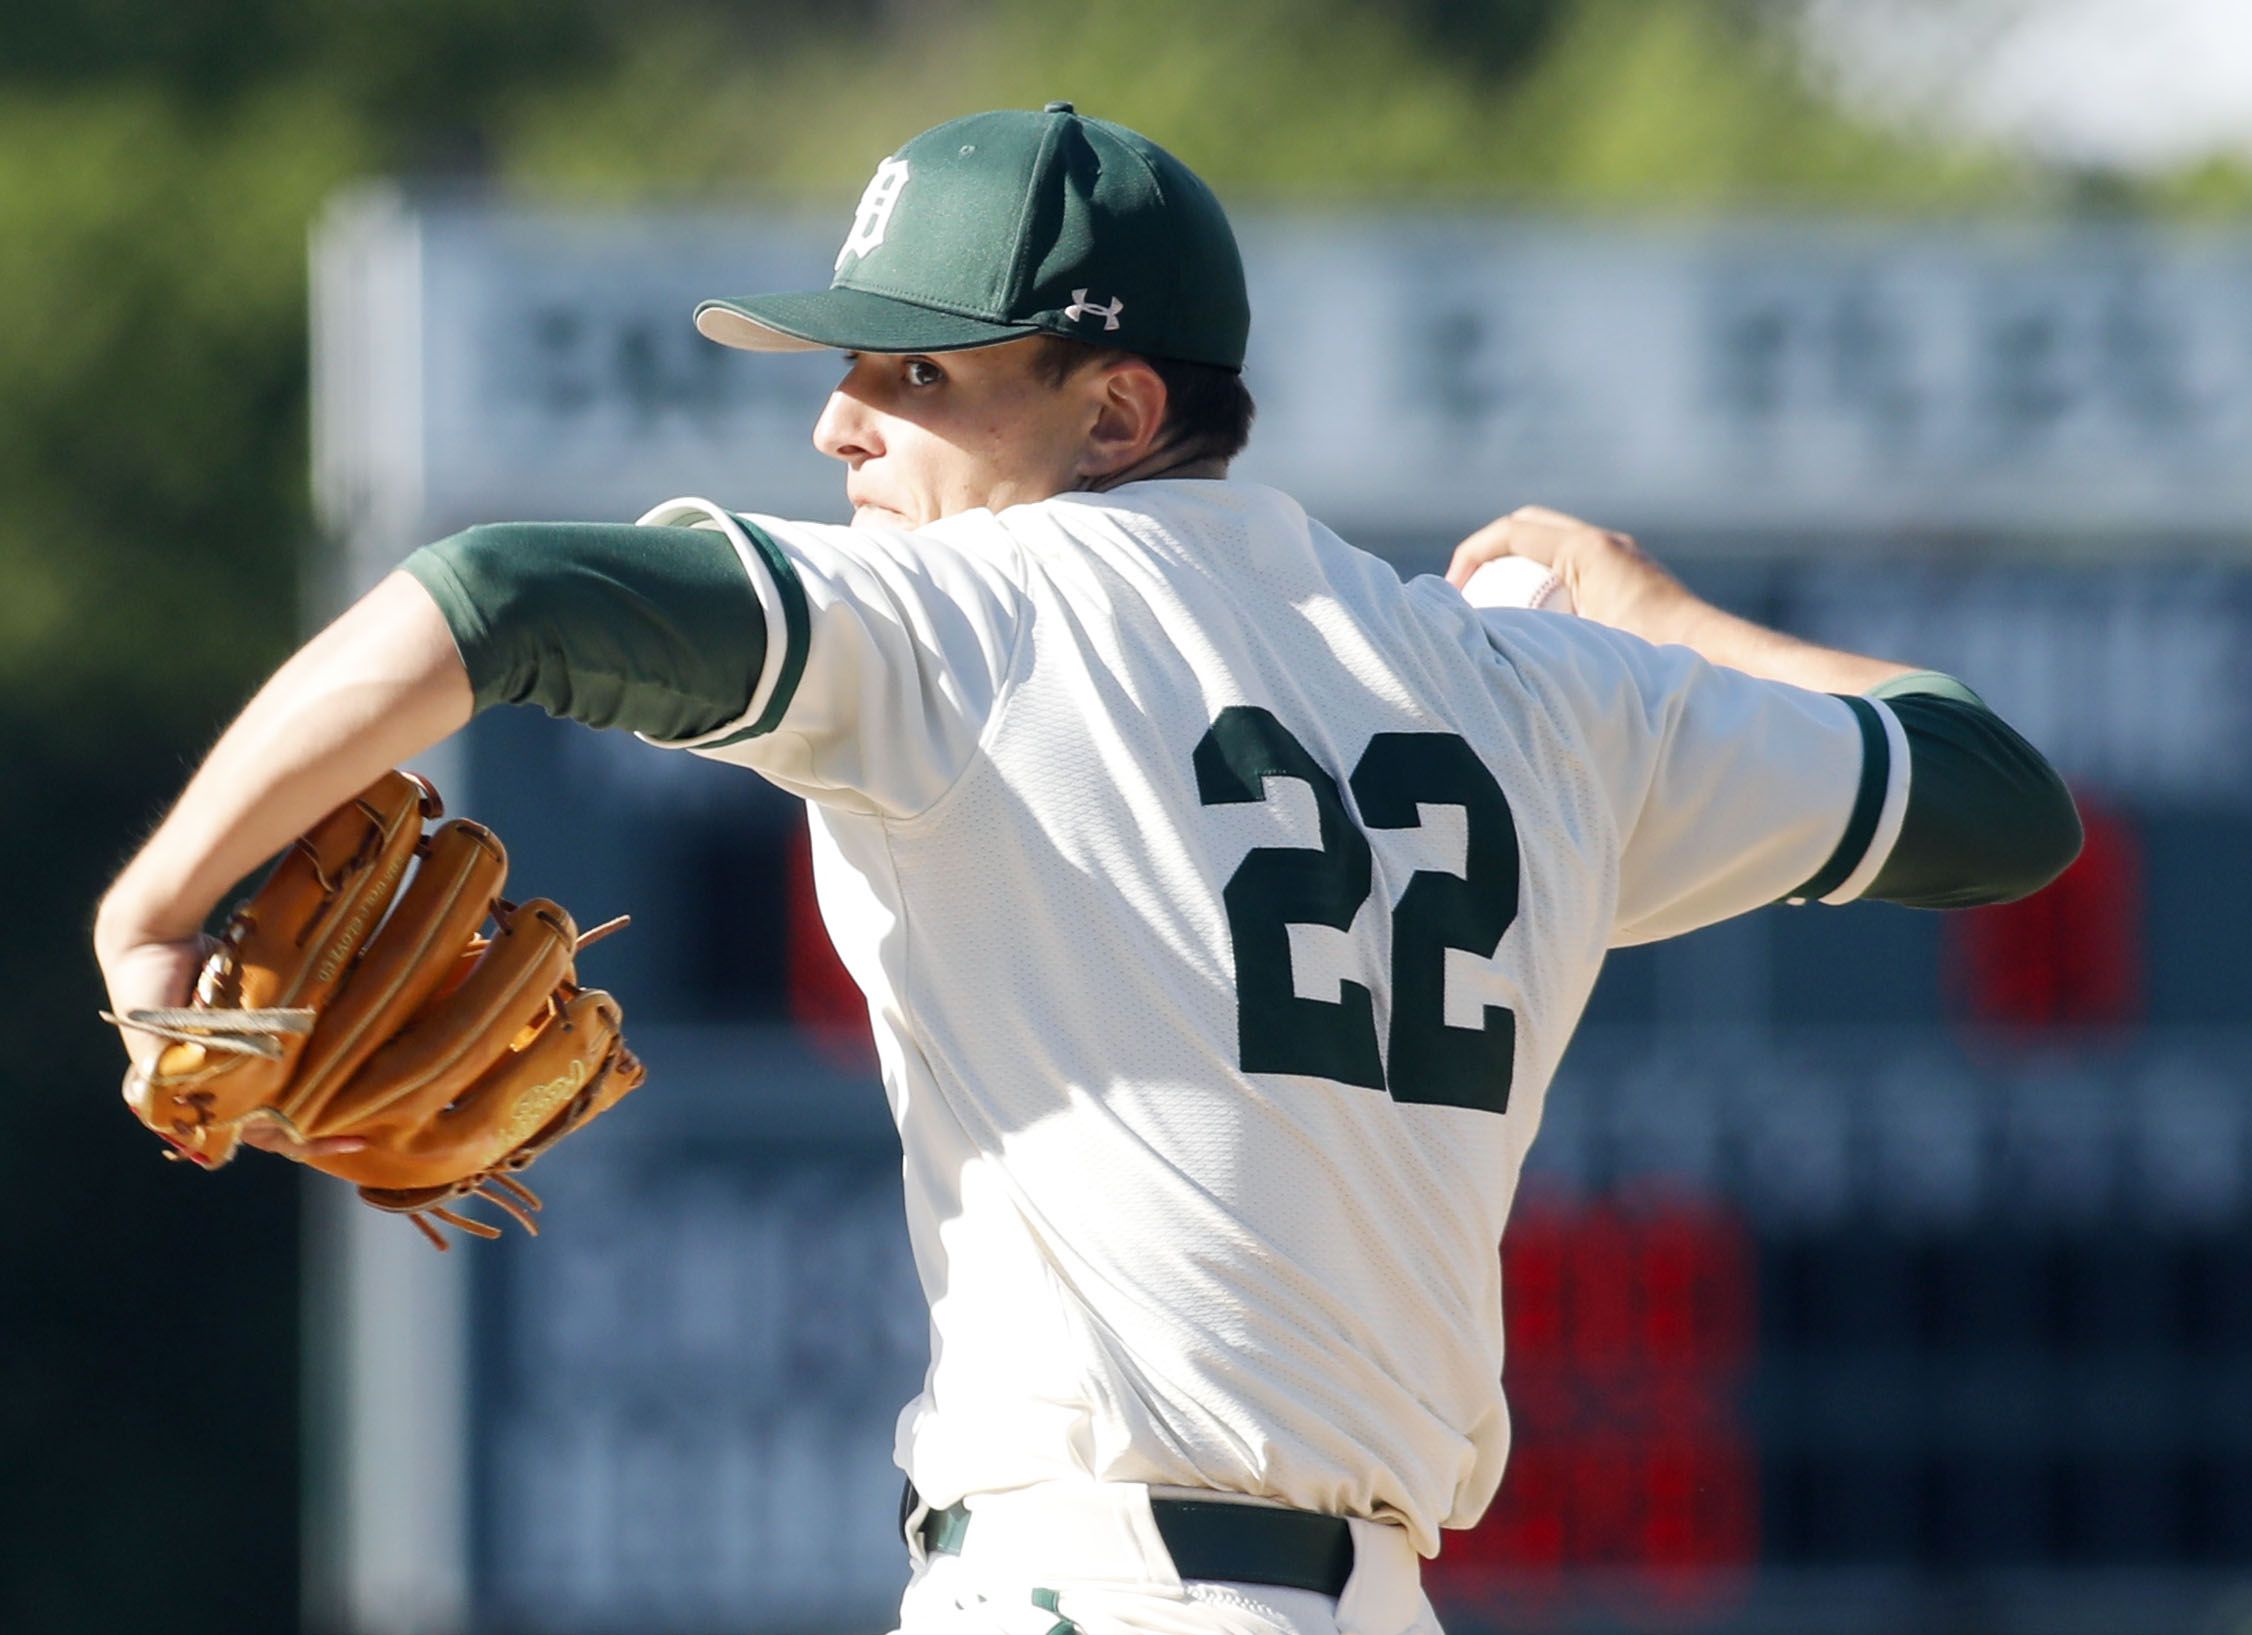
[313,986,633,1197]
[321,897,579,1137]
[508,986,647,1156]
[284,819,509,1134]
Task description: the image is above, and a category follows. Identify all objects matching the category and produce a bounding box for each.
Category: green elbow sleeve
[401,520,766,741]
[1864,673,2083,909]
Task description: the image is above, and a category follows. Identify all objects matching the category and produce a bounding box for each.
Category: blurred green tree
[490,0,2034,204]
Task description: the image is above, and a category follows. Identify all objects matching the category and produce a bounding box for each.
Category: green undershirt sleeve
[401,521,765,741]
[1861,670,2082,909]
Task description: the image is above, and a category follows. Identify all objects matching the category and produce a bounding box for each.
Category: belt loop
[1333,1516,1424,1635]
[1121,1482,1187,1596]
[900,1477,933,1569]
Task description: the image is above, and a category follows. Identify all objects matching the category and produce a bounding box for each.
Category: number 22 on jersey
[1192,705,1521,1115]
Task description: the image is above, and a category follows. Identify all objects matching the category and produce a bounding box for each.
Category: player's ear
[1076,358,1169,481]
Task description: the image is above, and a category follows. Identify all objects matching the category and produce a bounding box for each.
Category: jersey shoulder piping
[677,514,812,749]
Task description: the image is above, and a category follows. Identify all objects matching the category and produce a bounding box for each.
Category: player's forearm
[1538,530,1916,693]
[94,572,473,951]
[1655,593,1915,696]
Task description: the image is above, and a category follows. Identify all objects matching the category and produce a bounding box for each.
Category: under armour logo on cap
[1064,289,1124,330]
[836,157,911,272]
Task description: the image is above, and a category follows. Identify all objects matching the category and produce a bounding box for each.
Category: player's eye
[903,357,945,388]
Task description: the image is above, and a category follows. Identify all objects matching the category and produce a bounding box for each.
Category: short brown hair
[1026,334,1256,466]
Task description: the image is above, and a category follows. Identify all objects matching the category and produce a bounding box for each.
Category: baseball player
[95,104,2079,1635]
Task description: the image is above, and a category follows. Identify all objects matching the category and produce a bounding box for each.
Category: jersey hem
[1821,696,1910,904]
[1784,694,1906,906]
[629,497,804,750]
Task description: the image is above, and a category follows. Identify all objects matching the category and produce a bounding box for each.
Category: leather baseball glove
[105,770,645,1249]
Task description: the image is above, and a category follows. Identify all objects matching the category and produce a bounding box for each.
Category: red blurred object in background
[784,819,878,1066]
[1950,789,2142,1029]
[1432,1192,1758,1624]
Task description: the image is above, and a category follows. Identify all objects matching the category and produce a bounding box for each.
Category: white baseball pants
[891,1483,1445,1635]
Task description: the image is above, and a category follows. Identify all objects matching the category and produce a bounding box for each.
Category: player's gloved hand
[98,931,219,1084]
[100,927,372,1163]
[98,770,643,1243]
[1447,505,1700,647]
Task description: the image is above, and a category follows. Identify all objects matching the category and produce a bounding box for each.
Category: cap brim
[695,288,1037,354]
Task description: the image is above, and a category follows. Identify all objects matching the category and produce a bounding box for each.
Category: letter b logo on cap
[836,157,911,272]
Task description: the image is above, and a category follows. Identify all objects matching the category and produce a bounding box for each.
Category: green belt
[918,1495,1355,1597]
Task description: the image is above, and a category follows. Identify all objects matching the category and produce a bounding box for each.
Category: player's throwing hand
[1448,505,1693,641]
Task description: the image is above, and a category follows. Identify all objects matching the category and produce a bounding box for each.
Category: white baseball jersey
[636,479,1908,1555]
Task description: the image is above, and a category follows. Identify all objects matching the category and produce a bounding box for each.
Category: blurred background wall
[9,2,2251,1632]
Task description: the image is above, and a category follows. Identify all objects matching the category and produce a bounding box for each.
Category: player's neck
[1080,447,1229,494]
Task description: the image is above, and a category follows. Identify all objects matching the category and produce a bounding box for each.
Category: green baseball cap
[694,102,1249,370]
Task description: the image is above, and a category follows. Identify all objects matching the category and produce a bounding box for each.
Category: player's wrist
[94,866,214,959]
[1570,539,1700,646]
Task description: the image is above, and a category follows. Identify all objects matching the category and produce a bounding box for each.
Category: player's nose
[813,387,881,465]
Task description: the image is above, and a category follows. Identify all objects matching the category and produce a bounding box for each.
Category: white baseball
[1462,555,1573,615]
